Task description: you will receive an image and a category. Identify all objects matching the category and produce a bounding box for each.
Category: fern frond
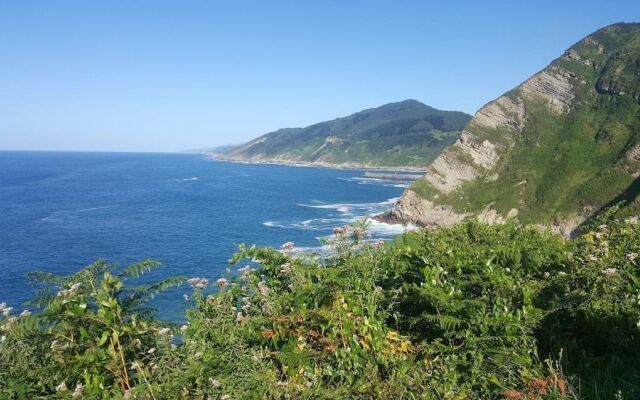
[26,271,63,285]
[118,259,163,279]
[145,275,185,298]
[120,276,185,308]
[420,313,464,331]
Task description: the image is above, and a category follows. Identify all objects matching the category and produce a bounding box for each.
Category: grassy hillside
[1,214,639,399]
[216,100,471,168]
[404,23,640,228]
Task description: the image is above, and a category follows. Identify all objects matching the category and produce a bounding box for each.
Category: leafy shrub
[1,215,639,399]
[0,260,184,399]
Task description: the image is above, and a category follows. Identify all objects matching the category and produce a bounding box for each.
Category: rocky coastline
[209,153,429,173]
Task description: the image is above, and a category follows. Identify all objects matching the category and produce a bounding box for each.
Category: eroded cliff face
[385,65,577,226]
[382,23,640,235]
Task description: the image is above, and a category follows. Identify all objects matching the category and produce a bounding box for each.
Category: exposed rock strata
[383,65,576,228]
[519,66,575,113]
[382,23,640,236]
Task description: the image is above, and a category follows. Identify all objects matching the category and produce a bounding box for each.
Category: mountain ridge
[213,100,472,169]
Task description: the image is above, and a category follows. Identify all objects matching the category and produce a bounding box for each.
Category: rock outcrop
[382,23,640,234]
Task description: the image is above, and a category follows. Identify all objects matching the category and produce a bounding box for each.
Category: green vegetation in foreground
[1,213,640,399]
[218,100,471,168]
[409,23,640,224]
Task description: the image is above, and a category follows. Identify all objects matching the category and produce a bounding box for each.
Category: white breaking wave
[263,217,352,231]
[368,219,416,237]
[291,243,333,255]
[298,197,399,216]
[42,205,119,222]
[264,196,414,239]
[182,177,199,181]
[76,205,118,213]
[41,211,65,223]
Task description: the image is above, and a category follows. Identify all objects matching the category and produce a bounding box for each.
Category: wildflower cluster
[56,282,81,297]
[321,217,372,256]
[187,277,209,289]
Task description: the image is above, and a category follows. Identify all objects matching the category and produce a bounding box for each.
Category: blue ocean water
[0,151,408,321]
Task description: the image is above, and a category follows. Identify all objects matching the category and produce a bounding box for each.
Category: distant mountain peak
[214,101,471,169]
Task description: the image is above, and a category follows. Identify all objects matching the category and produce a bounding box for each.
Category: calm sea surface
[0,151,408,321]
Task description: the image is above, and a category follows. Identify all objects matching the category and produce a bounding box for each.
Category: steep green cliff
[386,23,640,235]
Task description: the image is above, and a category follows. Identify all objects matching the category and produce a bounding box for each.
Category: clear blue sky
[1,1,638,152]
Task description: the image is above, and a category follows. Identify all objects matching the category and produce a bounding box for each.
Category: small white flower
[147,347,156,354]
[57,283,81,297]
[187,277,209,289]
[257,281,269,297]
[1,317,17,331]
[236,312,246,323]
[72,383,84,399]
[586,255,599,262]
[625,216,639,225]
[180,324,188,333]
[626,252,638,262]
[216,278,228,288]
[55,382,68,392]
[600,268,618,276]
[279,263,292,273]
[209,378,222,388]
[158,327,171,337]
[238,266,253,278]
[221,395,230,400]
